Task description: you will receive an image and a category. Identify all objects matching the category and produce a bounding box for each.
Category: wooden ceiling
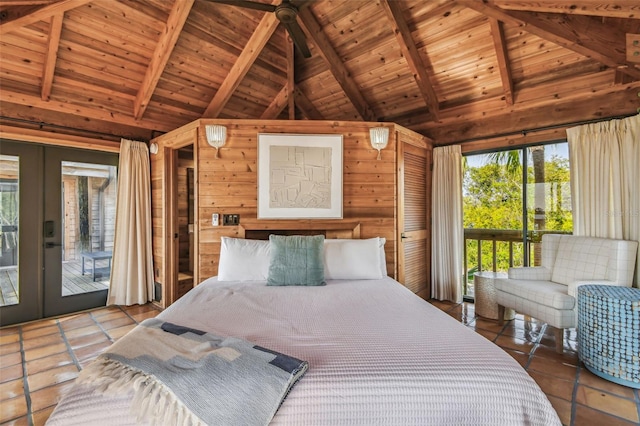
[1,0,639,146]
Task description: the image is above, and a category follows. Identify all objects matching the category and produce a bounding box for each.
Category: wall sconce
[369,126,389,160]
[149,142,158,155]
[205,124,227,158]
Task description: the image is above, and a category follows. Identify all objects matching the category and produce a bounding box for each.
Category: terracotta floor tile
[0,378,24,401]
[0,395,27,423]
[92,310,128,323]
[0,341,20,354]
[98,315,135,330]
[26,352,74,376]
[73,340,112,362]
[574,404,640,426]
[0,351,22,368]
[528,356,578,382]
[427,299,458,311]
[106,324,136,340]
[532,344,580,365]
[0,327,20,336]
[546,395,572,426]
[90,306,124,319]
[495,334,537,354]
[58,314,94,331]
[0,364,23,384]
[528,370,575,401]
[29,380,75,412]
[22,325,60,340]
[67,331,109,350]
[130,310,160,323]
[0,334,20,346]
[32,406,56,426]
[22,333,64,351]
[575,385,639,423]
[21,319,58,332]
[578,367,637,399]
[27,364,79,393]
[1,415,30,426]
[472,328,498,342]
[23,343,67,362]
[502,348,530,368]
[473,317,506,333]
[124,304,160,316]
[63,325,102,340]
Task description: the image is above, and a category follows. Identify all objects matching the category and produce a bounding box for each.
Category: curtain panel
[107,139,155,305]
[567,114,640,287]
[431,145,464,302]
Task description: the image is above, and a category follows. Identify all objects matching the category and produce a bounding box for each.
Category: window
[462,142,572,298]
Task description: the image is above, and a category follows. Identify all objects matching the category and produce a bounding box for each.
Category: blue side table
[577,285,640,389]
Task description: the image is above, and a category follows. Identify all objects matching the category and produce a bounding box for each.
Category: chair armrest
[568,280,628,298]
[508,266,552,281]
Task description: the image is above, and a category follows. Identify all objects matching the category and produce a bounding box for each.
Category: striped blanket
[76,318,308,426]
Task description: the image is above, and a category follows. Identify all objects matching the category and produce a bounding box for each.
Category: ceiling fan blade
[284,20,311,58]
[210,0,276,13]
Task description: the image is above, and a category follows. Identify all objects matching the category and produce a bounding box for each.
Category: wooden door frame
[163,139,198,308]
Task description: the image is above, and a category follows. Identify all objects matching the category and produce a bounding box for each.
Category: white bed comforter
[47,277,561,425]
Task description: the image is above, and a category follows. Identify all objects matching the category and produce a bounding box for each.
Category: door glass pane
[526,143,572,266]
[0,155,19,306]
[61,161,117,296]
[463,150,524,297]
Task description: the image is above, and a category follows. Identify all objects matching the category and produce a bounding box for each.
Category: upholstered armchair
[494,234,638,353]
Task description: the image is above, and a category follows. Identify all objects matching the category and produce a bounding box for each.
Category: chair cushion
[495,279,575,310]
[551,236,610,285]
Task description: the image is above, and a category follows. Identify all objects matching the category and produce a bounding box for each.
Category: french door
[0,141,118,326]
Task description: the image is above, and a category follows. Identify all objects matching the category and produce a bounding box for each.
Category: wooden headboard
[238,220,361,240]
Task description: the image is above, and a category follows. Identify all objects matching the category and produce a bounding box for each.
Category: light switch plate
[212,213,219,226]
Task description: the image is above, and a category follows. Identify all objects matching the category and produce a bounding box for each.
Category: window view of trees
[463,143,573,296]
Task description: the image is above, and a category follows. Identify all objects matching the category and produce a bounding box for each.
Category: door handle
[45,242,63,248]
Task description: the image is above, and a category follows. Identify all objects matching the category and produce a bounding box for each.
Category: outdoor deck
[0,258,110,307]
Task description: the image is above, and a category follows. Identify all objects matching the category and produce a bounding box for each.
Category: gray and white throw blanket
[76,318,308,426]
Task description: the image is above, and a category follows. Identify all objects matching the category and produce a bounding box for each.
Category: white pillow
[323,237,387,280]
[218,237,270,281]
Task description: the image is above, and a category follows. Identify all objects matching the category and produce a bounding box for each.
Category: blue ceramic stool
[577,285,640,389]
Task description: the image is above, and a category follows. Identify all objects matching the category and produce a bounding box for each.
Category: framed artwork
[258,133,343,219]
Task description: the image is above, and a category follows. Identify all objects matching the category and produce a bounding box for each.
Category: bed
[47,235,561,425]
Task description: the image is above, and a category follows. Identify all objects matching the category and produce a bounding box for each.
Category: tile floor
[1,300,639,425]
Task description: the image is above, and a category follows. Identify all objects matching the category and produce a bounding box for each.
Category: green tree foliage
[463,150,572,284]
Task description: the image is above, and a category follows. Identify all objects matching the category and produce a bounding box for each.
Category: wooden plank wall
[151,119,432,307]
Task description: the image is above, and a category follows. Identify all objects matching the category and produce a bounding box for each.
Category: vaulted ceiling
[1,0,639,146]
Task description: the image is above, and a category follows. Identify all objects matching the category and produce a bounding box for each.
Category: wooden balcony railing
[463,228,571,297]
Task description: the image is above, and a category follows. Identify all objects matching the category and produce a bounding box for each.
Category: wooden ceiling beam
[0,89,176,132]
[489,18,514,105]
[462,1,640,80]
[286,30,295,120]
[260,85,288,119]
[41,12,62,101]
[379,0,439,119]
[491,1,640,19]
[293,87,323,120]
[0,0,91,35]
[298,7,376,122]
[133,0,195,120]
[202,12,280,118]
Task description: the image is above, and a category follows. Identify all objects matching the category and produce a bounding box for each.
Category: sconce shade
[370,127,389,160]
[205,124,227,158]
[148,142,158,155]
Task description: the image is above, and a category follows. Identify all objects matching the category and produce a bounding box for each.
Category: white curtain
[431,145,464,302]
[107,139,154,305]
[567,114,640,287]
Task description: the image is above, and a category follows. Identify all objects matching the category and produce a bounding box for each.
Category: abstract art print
[258,134,343,219]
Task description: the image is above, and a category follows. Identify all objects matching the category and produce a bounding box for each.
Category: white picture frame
[258,133,343,219]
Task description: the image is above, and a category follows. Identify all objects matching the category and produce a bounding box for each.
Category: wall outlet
[212,213,219,226]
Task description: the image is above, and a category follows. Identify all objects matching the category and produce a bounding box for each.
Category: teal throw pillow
[267,235,326,286]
